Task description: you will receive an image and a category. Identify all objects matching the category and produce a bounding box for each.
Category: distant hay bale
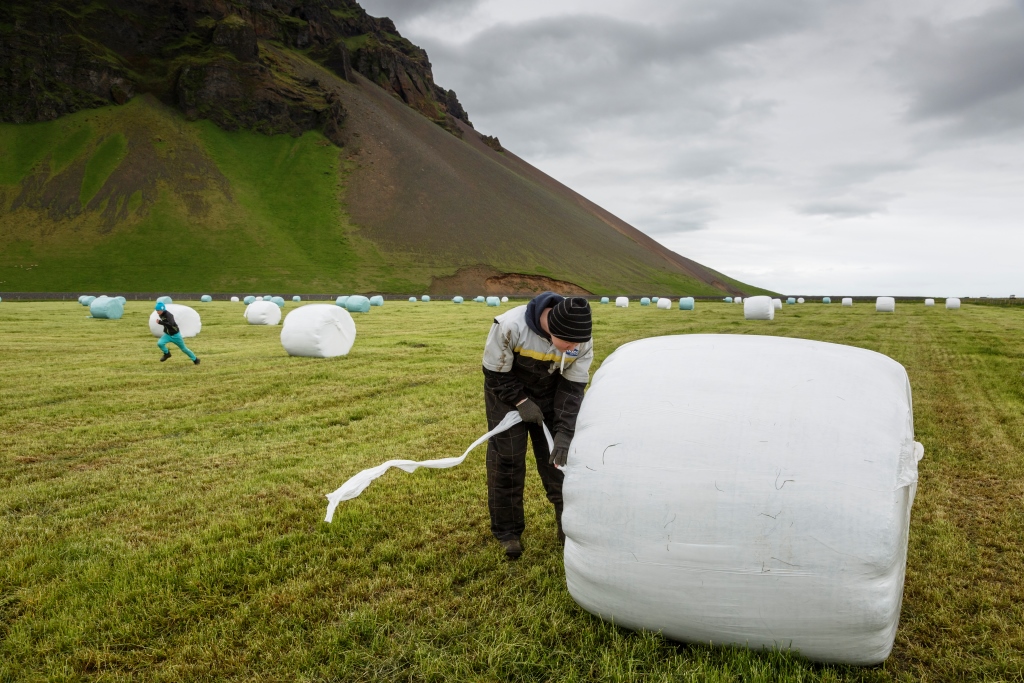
[81,296,96,306]
[201,295,212,302]
[281,304,356,358]
[501,296,509,303]
[735,297,743,304]
[408,297,417,302]
[744,295,774,320]
[945,298,961,310]
[421,295,431,302]
[151,304,201,337]
[724,297,733,303]
[924,299,935,306]
[876,297,896,312]
[157,296,173,305]
[244,301,282,325]
[787,297,796,304]
[797,297,805,304]
[615,297,629,308]
[823,297,831,304]
[255,296,264,302]
[453,296,464,303]
[657,298,672,309]
[369,295,384,307]
[89,295,124,320]
[292,296,302,303]
[652,297,660,303]
[486,296,500,307]
[640,297,651,306]
[773,298,782,310]
[244,296,256,304]
[336,296,349,306]
[475,296,485,303]
[271,296,285,307]
[842,298,853,306]
[601,297,610,304]
[678,297,694,311]
[346,295,371,313]
[231,296,240,303]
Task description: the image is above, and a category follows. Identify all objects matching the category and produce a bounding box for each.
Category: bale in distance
[255,296,264,302]
[270,296,285,308]
[244,296,256,304]
[475,296,485,303]
[876,297,896,312]
[640,297,651,306]
[678,297,694,311]
[842,298,853,306]
[77,295,87,304]
[150,304,201,337]
[453,296,464,303]
[231,296,240,303]
[601,297,610,304]
[280,304,356,358]
[293,295,302,303]
[501,296,509,303]
[615,297,629,308]
[735,297,743,304]
[797,297,805,304]
[787,297,796,305]
[744,295,775,320]
[115,296,126,305]
[657,298,672,310]
[924,299,935,306]
[201,295,212,302]
[652,297,660,303]
[421,295,431,302]
[945,298,961,310]
[486,296,500,307]
[81,295,96,306]
[823,297,831,304]
[346,295,371,313]
[773,298,782,310]
[244,300,282,325]
[369,295,384,307]
[157,296,173,305]
[724,297,733,303]
[408,296,417,302]
[89,295,125,319]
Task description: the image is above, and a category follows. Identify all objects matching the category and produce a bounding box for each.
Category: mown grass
[1,301,1022,681]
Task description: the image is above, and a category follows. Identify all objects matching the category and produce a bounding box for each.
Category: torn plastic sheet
[324,411,553,522]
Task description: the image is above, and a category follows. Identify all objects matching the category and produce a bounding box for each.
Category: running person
[154,302,200,365]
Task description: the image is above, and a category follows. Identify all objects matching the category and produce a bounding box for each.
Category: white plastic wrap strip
[324,411,553,522]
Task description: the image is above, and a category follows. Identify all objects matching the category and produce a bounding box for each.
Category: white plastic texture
[244,301,282,325]
[562,334,923,665]
[945,298,961,309]
[615,297,629,308]
[281,304,356,358]
[842,298,853,306]
[231,296,240,303]
[772,298,782,310]
[255,296,264,302]
[876,297,896,312]
[657,298,672,310]
[924,299,934,306]
[149,304,201,337]
[797,297,805,304]
[735,297,743,304]
[501,296,509,303]
[744,295,774,320]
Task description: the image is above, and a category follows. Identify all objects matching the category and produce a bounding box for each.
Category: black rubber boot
[193,358,201,365]
[500,538,523,560]
[160,353,171,362]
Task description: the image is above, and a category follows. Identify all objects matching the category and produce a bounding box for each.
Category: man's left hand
[549,432,572,468]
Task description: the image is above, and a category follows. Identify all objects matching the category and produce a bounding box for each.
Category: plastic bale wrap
[453,296,464,304]
[773,298,782,310]
[678,297,694,311]
[652,297,660,303]
[501,296,509,303]
[876,297,896,312]
[115,296,126,305]
[487,296,500,307]
[842,298,853,306]
[244,296,256,305]
[735,297,743,304]
[231,297,240,303]
[924,299,935,306]
[244,301,282,326]
[409,297,417,303]
[82,296,96,306]
[823,297,831,304]
[421,295,431,302]
[657,298,672,310]
[601,297,610,304]
[292,296,302,303]
[150,304,201,337]
[615,297,629,308]
[724,297,733,303]
[743,295,775,320]
[78,295,87,304]
[280,304,356,358]
[475,296,485,303]
[200,295,212,302]
[369,295,384,307]
[562,334,923,665]
[787,297,796,305]
[90,296,125,320]
[798,297,805,304]
[255,296,264,302]
[346,295,371,313]
[271,296,285,308]
[157,296,173,305]
[641,297,651,306]
[945,298,961,310]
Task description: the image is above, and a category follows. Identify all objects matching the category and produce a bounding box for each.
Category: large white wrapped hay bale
[563,334,923,665]
[201,295,212,302]
[743,295,774,320]
[346,295,371,313]
[656,297,672,309]
[231,296,240,303]
[150,304,201,337]
[772,298,782,310]
[876,297,896,312]
[280,304,356,358]
[615,297,629,308]
[244,300,282,326]
[842,298,853,306]
[89,296,124,320]
[678,297,694,311]
[945,298,961,309]
[924,299,934,306]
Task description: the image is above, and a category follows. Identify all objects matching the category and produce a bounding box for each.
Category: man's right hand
[516,398,545,426]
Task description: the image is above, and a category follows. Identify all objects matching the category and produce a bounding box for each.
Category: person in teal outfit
[154,302,200,365]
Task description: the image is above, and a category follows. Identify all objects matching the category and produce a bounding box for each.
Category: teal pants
[158,333,197,361]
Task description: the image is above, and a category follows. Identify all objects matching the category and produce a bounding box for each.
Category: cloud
[797,199,890,219]
[361,0,484,24]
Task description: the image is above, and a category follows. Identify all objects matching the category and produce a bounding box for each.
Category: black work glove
[549,432,572,468]
[516,398,545,426]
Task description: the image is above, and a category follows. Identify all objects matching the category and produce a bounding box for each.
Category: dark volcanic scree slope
[0,0,763,295]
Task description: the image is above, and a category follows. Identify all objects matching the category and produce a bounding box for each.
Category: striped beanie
[548,296,592,343]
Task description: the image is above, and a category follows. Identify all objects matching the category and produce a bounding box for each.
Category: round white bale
[244,301,282,325]
[281,304,356,358]
[924,299,935,306]
[231,296,240,303]
[772,298,782,310]
[501,296,509,303]
[743,295,774,320]
[255,296,264,302]
[876,297,896,312]
[797,297,805,304]
[842,298,853,306]
[735,296,743,304]
[615,297,629,308]
[657,298,672,310]
[150,304,201,337]
[945,298,961,309]
[563,334,922,665]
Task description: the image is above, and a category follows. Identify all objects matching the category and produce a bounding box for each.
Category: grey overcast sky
[360,0,1024,296]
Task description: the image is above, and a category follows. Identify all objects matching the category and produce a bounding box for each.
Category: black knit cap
[547,296,592,343]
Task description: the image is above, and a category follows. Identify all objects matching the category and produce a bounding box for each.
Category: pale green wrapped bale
[453,296,464,303]
[486,296,500,307]
[601,297,610,304]
[336,296,349,306]
[370,295,384,306]
[293,296,302,303]
[652,297,660,303]
[640,297,651,306]
[823,297,831,304]
[678,297,694,311]
[271,296,285,307]
[201,295,212,302]
[421,295,431,302]
[90,295,125,320]
[475,296,485,303]
[724,297,733,303]
[787,297,796,304]
[157,296,173,305]
[82,296,96,306]
[346,295,371,313]
[409,297,417,302]
[244,296,256,305]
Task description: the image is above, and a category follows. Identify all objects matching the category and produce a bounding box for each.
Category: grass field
[2,300,1023,681]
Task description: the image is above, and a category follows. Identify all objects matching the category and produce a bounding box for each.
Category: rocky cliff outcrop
[0,0,470,142]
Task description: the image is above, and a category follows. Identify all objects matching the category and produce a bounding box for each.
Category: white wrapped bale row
[772,298,782,310]
[946,298,961,309]
[876,297,896,312]
[656,298,672,310]
[842,298,853,306]
[245,301,282,325]
[743,295,774,320]
[615,297,629,308]
[924,299,934,306]
[150,304,201,337]
[280,304,356,358]
[563,334,923,665]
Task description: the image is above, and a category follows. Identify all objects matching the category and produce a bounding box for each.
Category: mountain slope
[0,0,767,296]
